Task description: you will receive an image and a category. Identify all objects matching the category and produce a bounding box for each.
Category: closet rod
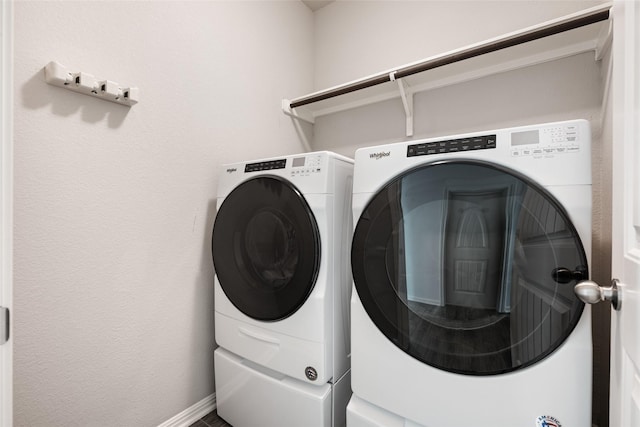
[289,5,610,109]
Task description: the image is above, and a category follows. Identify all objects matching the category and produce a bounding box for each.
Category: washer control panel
[510,123,580,158]
[243,154,325,177]
[290,154,322,177]
[244,159,286,173]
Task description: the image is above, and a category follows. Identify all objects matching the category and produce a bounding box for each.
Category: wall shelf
[282,3,612,137]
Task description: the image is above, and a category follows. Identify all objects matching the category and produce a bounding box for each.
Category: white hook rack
[44,61,139,107]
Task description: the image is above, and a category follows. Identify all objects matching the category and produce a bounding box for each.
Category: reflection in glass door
[351,161,588,375]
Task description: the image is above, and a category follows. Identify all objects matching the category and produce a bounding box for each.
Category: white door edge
[610,0,640,426]
[0,0,13,426]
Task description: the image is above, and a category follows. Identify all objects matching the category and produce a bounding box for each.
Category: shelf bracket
[391,72,414,137]
[595,19,613,61]
[282,99,315,124]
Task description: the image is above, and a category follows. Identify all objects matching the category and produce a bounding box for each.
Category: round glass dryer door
[212,176,321,321]
[351,161,588,375]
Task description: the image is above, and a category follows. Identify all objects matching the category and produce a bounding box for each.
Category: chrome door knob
[574,279,621,310]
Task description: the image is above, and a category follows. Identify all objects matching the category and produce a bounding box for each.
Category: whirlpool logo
[226,168,237,174]
[536,415,562,427]
[369,151,391,160]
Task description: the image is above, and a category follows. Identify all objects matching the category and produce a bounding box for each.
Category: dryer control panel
[407,135,496,157]
[352,119,591,194]
[510,122,580,158]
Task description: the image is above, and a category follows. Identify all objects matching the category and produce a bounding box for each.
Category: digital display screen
[292,157,305,167]
[511,130,539,146]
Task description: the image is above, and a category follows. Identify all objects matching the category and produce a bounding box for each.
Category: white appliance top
[216,150,353,198]
[353,119,591,194]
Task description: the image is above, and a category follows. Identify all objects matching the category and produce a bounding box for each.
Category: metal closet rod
[289,6,610,109]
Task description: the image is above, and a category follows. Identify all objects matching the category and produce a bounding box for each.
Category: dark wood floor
[188,409,231,427]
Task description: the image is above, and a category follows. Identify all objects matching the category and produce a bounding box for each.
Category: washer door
[351,161,588,375]
[212,176,320,321]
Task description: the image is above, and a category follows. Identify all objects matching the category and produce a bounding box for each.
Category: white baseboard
[157,393,216,427]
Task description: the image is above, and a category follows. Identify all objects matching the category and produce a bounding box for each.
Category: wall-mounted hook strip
[44,61,139,106]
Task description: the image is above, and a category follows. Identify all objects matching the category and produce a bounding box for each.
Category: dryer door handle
[574,279,621,310]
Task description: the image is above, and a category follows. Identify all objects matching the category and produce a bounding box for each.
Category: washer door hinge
[0,307,9,345]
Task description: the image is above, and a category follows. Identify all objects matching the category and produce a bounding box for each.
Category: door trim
[1,0,13,426]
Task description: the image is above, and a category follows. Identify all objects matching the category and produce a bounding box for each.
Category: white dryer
[347,120,592,427]
[211,151,353,427]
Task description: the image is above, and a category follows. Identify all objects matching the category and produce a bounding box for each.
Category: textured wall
[13,2,312,426]
[312,0,605,89]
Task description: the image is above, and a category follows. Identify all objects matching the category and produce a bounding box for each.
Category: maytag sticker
[536,415,562,427]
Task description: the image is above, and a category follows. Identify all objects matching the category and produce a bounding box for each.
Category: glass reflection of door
[351,161,588,375]
[444,189,507,310]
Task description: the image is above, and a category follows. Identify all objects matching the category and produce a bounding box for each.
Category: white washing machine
[347,120,592,427]
[211,151,353,427]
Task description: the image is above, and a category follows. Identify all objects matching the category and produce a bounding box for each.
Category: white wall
[13,2,312,426]
[313,0,605,90]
